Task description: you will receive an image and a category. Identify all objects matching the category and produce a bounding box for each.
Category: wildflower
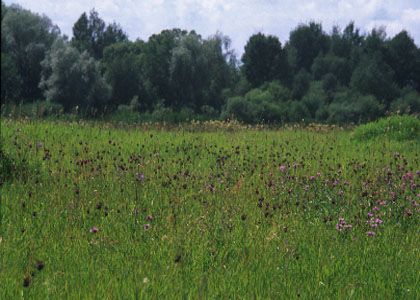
[366,231,376,237]
[35,260,45,271]
[143,277,149,284]
[375,218,383,225]
[309,176,315,181]
[136,173,145,182]
[90,226,99,234]
[336,218,352,231]
[145,215,153,222]
[279,165,286,172]
[367,212,374,218]
[143,223,151,230]
[372,206,379,211]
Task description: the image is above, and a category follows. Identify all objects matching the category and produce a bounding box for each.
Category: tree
[71,9,127,59]
[311,54,351,85]
[1,52,21,102]
[102,41,147,109]
[386,31,420,90]
[242,33,289,88]
[350,54,398,106]
[142,29,187,107]
[40,39,111,113]
[288,22,329,72]
[292,69,311,100]
[1,4,60,101]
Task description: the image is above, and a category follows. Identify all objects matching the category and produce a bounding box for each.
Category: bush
[354,115,420,141]
[222,96,256,123]
[390,91,420,114]
[328,92,384,124]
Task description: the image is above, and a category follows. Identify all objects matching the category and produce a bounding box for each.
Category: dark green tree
[350,54,398,106]
[102,41,147,109]
[71,9,127,59]
[242,33,289,88]
[386,31,420,90]
[40,39,111,113]
[288,22,329,72]
[1,4,60,101]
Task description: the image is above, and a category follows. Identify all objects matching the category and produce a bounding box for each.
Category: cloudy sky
[4,0,420,55]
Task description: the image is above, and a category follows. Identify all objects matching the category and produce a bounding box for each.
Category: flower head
[90,226,99,234]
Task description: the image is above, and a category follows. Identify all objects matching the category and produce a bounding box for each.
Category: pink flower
[367,231,376,237]
[90,226,99,234]
[372,206,379,211]
[279,165,286,172]
[367,212,374,218]
[375,218,383,225]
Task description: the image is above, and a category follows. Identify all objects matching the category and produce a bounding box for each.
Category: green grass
[354,115,420,142]
[1,119,419,299]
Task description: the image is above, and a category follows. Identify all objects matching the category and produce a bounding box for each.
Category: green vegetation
[1,119,419,298]
[2,2,420,123]
[354,115,420,141]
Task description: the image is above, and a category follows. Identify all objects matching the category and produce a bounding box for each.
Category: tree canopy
[1,2,419,124]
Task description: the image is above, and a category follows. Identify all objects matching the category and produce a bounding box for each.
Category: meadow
[0,119,419,299]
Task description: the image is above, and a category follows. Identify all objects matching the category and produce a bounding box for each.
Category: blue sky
[4,0,420,55]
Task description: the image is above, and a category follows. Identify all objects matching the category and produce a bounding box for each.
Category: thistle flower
[90,226,99,234]
[367,231,375,237]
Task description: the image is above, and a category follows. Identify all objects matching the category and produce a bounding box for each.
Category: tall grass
[1,119,419,298]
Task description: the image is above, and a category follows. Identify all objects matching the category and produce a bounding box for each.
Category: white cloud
[4,0,420,54]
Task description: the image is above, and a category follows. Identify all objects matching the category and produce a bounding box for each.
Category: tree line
[1,2,419,123]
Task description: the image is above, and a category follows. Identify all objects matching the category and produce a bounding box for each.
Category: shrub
[222,96,256,123]
[390,91,420,114]
[354,115,420,141]
[328,92,384,124]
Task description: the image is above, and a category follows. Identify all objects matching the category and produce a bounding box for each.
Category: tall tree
[350,54,398,107]
[71,9,127,59]
[242,33,289,88]
[288,22,329,72]
[102,41,147,109]
[40,39,111,113]
[385,31,420,91]
[1,4,60,101]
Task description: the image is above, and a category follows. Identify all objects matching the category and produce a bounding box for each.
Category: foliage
[242,33,289,87]
[71,9,128,59]
[354,115,420,141]
[1,2,420,124]
[1,3,60,101]
[390,90,420,114]
[39,39,111,114]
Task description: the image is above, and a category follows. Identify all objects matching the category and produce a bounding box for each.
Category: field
[1,119,419,299]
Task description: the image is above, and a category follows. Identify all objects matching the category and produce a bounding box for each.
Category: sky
[4,0,420,56]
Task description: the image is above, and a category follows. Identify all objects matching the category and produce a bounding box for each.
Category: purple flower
[309,176,315,181]
[367,212,374,218]
[279,165,286,172]
[136,173,145,182]
[336,218,352,232]
[372,206,379,211]
[90,226,99,234]
[367,231,376,237]
[375,218,383,225]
